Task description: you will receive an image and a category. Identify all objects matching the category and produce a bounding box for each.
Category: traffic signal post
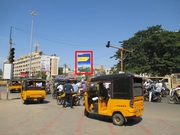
[9,48,15,63]
[106,41,133,72]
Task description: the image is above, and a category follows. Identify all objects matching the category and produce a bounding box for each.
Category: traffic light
[106,41,110,48]
[9,48,15,63]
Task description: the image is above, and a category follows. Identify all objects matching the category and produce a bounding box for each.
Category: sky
[0,0,180,71]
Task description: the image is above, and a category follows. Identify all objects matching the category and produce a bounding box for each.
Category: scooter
[168,88,180,104]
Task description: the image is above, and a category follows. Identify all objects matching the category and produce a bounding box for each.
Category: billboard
[3,63,13,79]
[41,55,50,72]
[75,50,93,75]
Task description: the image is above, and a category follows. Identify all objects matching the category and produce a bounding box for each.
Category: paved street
[0,87,180,135]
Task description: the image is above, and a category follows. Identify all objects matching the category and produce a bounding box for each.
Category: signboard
[3,63,13,79]
[75,50,93,75]
[20,72,29,77]
[41,55,50,72]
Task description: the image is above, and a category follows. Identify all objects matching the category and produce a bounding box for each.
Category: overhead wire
[12,26,117,68]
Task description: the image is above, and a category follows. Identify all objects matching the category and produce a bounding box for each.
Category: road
[0,87,180,135]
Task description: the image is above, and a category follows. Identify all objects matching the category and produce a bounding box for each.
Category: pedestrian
[72,81,78,93]
[81,81,87,92]
[63,80,74,108]
[146,80,154,102]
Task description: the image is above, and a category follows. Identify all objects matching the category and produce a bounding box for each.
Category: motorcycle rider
[171,85,180,96]
[152,80,162,98]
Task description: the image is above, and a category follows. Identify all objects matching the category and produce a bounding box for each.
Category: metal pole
[106,42,133,72]
[29,10,37,78]
[120,50,123,72]
[7,27,13,100]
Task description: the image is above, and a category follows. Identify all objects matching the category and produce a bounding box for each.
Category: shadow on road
[23,100,50,105]
[87,114,142,126]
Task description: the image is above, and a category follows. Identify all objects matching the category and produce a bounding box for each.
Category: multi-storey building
[13,50,59,79]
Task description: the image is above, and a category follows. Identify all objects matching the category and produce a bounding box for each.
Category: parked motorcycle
[57,91,81,106]
[168,88,180,104]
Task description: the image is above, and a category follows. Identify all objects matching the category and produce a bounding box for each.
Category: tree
[0,69,2,75]
[112,25,180,76]
[58,67,63,74]
[35,71,47,79]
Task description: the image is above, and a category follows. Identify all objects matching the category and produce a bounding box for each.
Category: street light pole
[29,10,37,78]
[106,41,133,72]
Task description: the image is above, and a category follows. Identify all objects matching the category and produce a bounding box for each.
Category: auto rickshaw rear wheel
[39,99,44,103]
[84,108,89,117]
[112,113,124,126]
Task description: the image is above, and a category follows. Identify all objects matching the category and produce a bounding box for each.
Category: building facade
[13,51,59,79]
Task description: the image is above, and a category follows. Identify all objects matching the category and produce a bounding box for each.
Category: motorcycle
[46,86,51,94]
[168,88,180,104]
[144,89,162,102]
[57,91,81,106]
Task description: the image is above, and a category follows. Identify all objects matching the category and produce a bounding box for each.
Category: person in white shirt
[152,80,162,97]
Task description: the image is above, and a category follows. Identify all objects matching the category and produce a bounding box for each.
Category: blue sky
[0,0,180,70]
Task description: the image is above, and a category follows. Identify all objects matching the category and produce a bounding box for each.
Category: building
[13,50,59,79]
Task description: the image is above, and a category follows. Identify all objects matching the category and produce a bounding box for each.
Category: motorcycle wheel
[168,96,176,104]
[74,97,80,106]
[57,98,64,105]
[157,96,162,102]
[52,92,57,99]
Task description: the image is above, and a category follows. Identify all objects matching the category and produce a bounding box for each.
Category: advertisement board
[41,55,50,72]
[3,63,13,79]
[75,50,93,75]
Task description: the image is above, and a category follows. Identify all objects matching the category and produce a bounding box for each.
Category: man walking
[63,80,74,108]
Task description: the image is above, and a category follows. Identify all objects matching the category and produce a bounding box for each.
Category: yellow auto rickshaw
[8,79,22,93]
[21,78,46,104]
[84,73,144,126]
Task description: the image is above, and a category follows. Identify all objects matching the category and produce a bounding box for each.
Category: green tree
[58,67,63,74]
[36,71,47,79]
[0,69,2,75]
[112,25,180,76]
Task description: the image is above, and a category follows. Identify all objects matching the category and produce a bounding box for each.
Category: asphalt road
[0,87,180,135]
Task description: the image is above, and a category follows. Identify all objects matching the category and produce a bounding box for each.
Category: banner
[41,55,50,72]
[75,50,93,75]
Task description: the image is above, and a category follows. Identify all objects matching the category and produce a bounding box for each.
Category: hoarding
[3,63,13,79]
[41,55,50,72]
[75,50,93,75]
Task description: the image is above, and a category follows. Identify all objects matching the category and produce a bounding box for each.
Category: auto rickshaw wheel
[112,113,124,126]
[39,99,44,103]
[84,108,89,117]
[23,100,28,104]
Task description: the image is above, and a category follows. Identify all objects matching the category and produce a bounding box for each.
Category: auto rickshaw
[84,73,144,126]
[8,79,22,93]
[21,78,46,104]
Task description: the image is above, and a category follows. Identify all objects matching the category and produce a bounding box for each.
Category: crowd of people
[143,78,180,102]
[52,79,87,108]
[143,79,167,102]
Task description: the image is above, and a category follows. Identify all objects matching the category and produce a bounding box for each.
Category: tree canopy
[111,25,180,76]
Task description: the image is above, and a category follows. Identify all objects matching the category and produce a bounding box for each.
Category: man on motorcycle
[152,80,162,98]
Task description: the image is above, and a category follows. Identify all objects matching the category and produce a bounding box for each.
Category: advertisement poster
[41,55,50,72]
[75,50,93,75]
